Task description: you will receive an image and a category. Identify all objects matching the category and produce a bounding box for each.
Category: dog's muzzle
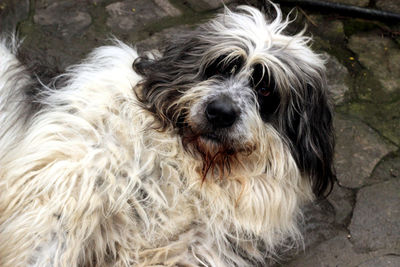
[205,96,238,128]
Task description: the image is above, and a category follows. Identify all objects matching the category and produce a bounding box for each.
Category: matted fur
[0,5,334,267]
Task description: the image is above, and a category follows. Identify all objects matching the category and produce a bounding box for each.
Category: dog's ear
[284,77,335,198]
[133,34,203,128]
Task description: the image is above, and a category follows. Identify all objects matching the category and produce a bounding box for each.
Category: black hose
[275,0,400,22]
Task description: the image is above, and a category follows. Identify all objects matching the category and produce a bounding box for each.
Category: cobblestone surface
[106,1,172,32]
[334,114,397,188]
[327,183,355,225]
[349,179,400,251]
[348,34,400,93]
[1,0,399,266]
[358,255,400,267]
[325,53,350,105]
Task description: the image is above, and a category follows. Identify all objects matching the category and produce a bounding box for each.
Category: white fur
[0,7,316,267]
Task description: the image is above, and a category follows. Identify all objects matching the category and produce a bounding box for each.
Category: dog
[0,4,334,266]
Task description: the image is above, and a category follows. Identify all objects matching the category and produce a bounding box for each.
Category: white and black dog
[0,4,334,267]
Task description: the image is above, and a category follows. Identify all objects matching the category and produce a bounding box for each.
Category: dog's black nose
[205,96,238,128]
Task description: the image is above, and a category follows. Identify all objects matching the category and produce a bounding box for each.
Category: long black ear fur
[285,81,336,198]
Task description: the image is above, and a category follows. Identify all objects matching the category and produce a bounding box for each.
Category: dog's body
[0,6,334,266]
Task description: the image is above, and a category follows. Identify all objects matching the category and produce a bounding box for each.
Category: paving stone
[327,183,355,225]
[366,151,400,185]
[324,53,349,105]
[17,0,100,74]
[340,99,400,148]
[185,0,234,12]
[324,0,369,7]
[334,114,397,188]
[153,0,182,16]
[299,200,337,250]
[349,179,400,251]
[376,0,400,14]
[358,255,400,267]
[34,1,92,36]
[285,231,371,267]
[339,32,400,147]
[106,1,172,32]
[0,0,30,33]
[313,18,345,42]
[273,200,338,264]
[136,25,194,53]
[348,34,400,93]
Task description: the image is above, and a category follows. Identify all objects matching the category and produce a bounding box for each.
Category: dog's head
[133,5,335,197]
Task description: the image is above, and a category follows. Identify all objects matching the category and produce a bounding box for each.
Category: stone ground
[1,0,399,266]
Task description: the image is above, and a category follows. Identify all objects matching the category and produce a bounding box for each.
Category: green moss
[338,99,400,146]
[343,19,380,37]
[83,1,112,44]
[87,2,110,34]
[15,0,35,34]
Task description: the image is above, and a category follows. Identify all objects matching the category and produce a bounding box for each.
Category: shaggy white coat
[0,6,316,267]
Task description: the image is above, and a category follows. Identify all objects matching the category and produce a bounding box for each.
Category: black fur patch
[283,81,335,197]
[133,33,206,129]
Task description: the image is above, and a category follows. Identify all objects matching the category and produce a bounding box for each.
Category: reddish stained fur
[181,130,256,183]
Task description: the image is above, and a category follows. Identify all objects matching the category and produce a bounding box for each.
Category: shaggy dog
[0,5,334,267]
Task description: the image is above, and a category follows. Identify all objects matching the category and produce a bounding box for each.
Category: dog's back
[0,38,151,266]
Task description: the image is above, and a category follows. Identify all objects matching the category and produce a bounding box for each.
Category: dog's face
[134,6,335,197]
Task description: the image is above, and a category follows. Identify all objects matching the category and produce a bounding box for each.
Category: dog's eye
[258,87,271,97]
[251,64,275,97]
[250,64,280,121]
